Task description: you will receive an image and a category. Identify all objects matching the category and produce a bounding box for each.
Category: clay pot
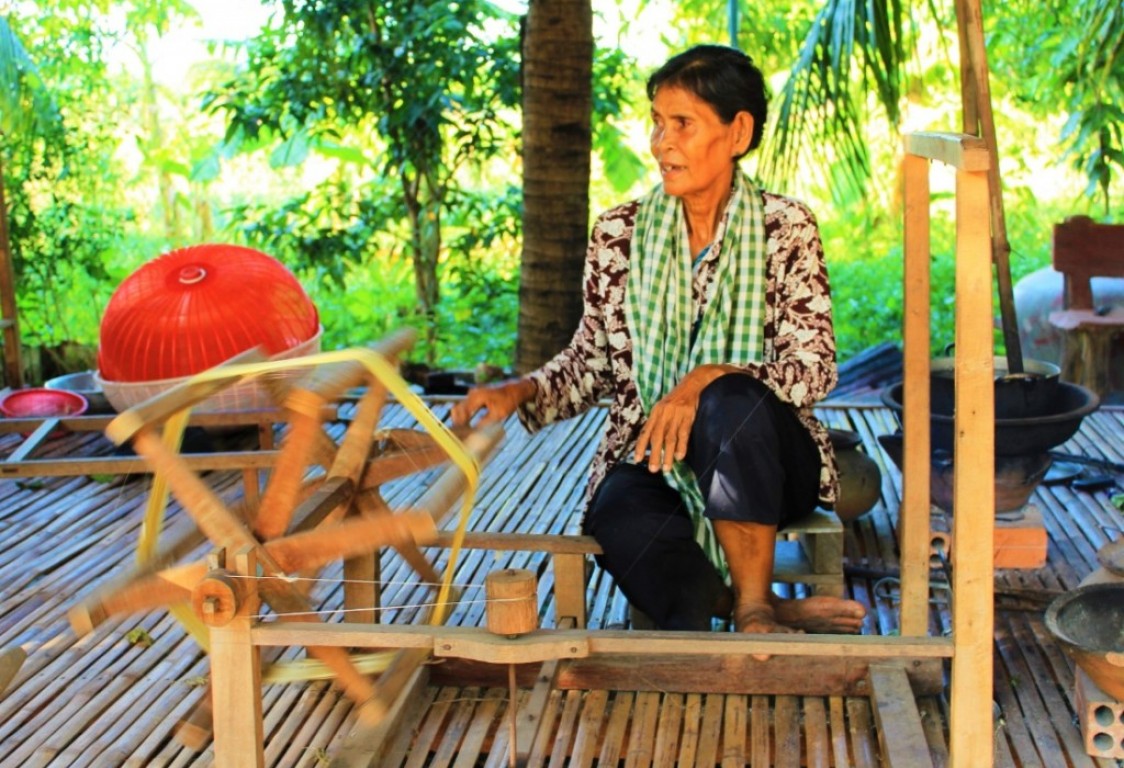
[828,429,881,522]
[875,433,1051,514]
[1045,583,1124,701]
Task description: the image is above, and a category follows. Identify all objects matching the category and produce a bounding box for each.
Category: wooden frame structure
[55,131,997,767]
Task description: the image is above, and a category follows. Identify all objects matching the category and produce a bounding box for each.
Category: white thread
[249,594,531,621]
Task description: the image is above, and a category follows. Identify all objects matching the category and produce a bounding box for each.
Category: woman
[452,44,865,635]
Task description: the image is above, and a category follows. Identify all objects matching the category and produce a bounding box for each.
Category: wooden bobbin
[191,570,246,627]
[485,568,538,637]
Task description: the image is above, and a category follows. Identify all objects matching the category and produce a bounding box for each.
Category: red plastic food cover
[98,244,319,381]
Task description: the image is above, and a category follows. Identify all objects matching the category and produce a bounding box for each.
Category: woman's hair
[646,44,769,153]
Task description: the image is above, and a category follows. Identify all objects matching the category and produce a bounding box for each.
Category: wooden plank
[802,697,831,768]
[774,695,801,768]
[329,664,432,768]
[947,161,996,768]
[596,691,634,767]
[451,687,506,768]
[829,696,850,768]
[900,148,932,638]
[376,683,439,768]
[260,622,953,659]
[515,618,572,764]
[748,695,766,768]
[652,692,684,766]
[545,689,583,768]
[716,694,744,768]
[552,552,588,627]
[847,697,880,768]
[868,664,933,768]
[917,697,950,768]
[624,691,660,768]
[523,689,564,768]
[401,686,460,768]
[903,132,990,171]
[675,694,702,766]
[693,694,724,768]
[569,688,609,768]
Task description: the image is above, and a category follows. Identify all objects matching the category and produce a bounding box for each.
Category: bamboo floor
[0,398,1122,767]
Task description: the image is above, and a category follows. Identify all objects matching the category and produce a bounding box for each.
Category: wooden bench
[438,508,844,628]
[1048,216,1124,398]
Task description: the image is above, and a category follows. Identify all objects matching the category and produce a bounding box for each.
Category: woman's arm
[740,198,837,408]
[518,207,632,430]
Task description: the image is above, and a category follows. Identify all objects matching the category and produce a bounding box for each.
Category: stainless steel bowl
[44,370,114,414]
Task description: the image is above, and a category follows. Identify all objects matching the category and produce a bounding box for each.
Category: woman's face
[649,85,752,204]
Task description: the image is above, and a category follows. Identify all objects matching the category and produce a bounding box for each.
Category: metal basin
[881,380,1099,456]
[930,356,1060,419]
[45,370,114,414]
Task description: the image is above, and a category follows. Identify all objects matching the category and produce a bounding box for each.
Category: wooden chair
[1048,216,1124,398]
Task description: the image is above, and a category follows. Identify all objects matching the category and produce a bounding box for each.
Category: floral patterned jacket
[518,190,839,513]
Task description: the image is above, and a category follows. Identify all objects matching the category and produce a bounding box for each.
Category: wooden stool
[1047,216,1124,399]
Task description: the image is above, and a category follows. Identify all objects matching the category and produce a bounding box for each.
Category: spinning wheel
[66,329,504,739]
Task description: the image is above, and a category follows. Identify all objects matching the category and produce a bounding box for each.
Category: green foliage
[991,0,1124,215]
[204,0,522,361]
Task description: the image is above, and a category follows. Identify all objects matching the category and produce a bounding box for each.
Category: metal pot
[881,380,1099,456]
[930,355,1061,419]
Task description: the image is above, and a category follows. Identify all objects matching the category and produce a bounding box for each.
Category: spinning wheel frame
[67,328,505,732]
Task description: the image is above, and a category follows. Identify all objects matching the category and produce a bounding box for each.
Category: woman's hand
[450,378,536,427]
[633,364,733,472]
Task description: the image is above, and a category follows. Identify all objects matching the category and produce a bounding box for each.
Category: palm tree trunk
[517,0,593,372]
[0,155,22,388]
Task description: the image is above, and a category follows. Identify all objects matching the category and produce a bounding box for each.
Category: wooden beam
[900,149,932,637]
[0,450,281,479]
[903,132,989,171]
[947,161,995,767]
[253,623,953,660]
[208,548,264,768]
[428,655,945,699]
[328,665,432,768]
[868,664,934,768]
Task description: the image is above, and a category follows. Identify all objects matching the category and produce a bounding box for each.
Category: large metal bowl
[45,370,114,414]
[930,356,1060,419]
[881,380,1099,455]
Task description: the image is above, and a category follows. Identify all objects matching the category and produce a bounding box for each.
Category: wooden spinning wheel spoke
[253,391,330,540]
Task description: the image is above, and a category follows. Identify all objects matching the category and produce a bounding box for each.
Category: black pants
[582,375,822,631]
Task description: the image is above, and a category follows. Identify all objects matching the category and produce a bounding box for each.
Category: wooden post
[947,158,995,768]
[899,150,932,638]
[208,547,264,768]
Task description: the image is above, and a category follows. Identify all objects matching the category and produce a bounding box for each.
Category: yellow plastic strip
[134,407,212,650]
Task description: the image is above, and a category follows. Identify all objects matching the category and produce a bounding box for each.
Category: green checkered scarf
[626,170,767,518]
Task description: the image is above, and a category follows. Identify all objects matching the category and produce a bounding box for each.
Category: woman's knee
[694,374,778,446]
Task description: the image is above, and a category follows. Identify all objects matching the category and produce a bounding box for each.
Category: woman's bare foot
[733,603,799,635]
[733,602,798,661]
[770,595,866,633]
